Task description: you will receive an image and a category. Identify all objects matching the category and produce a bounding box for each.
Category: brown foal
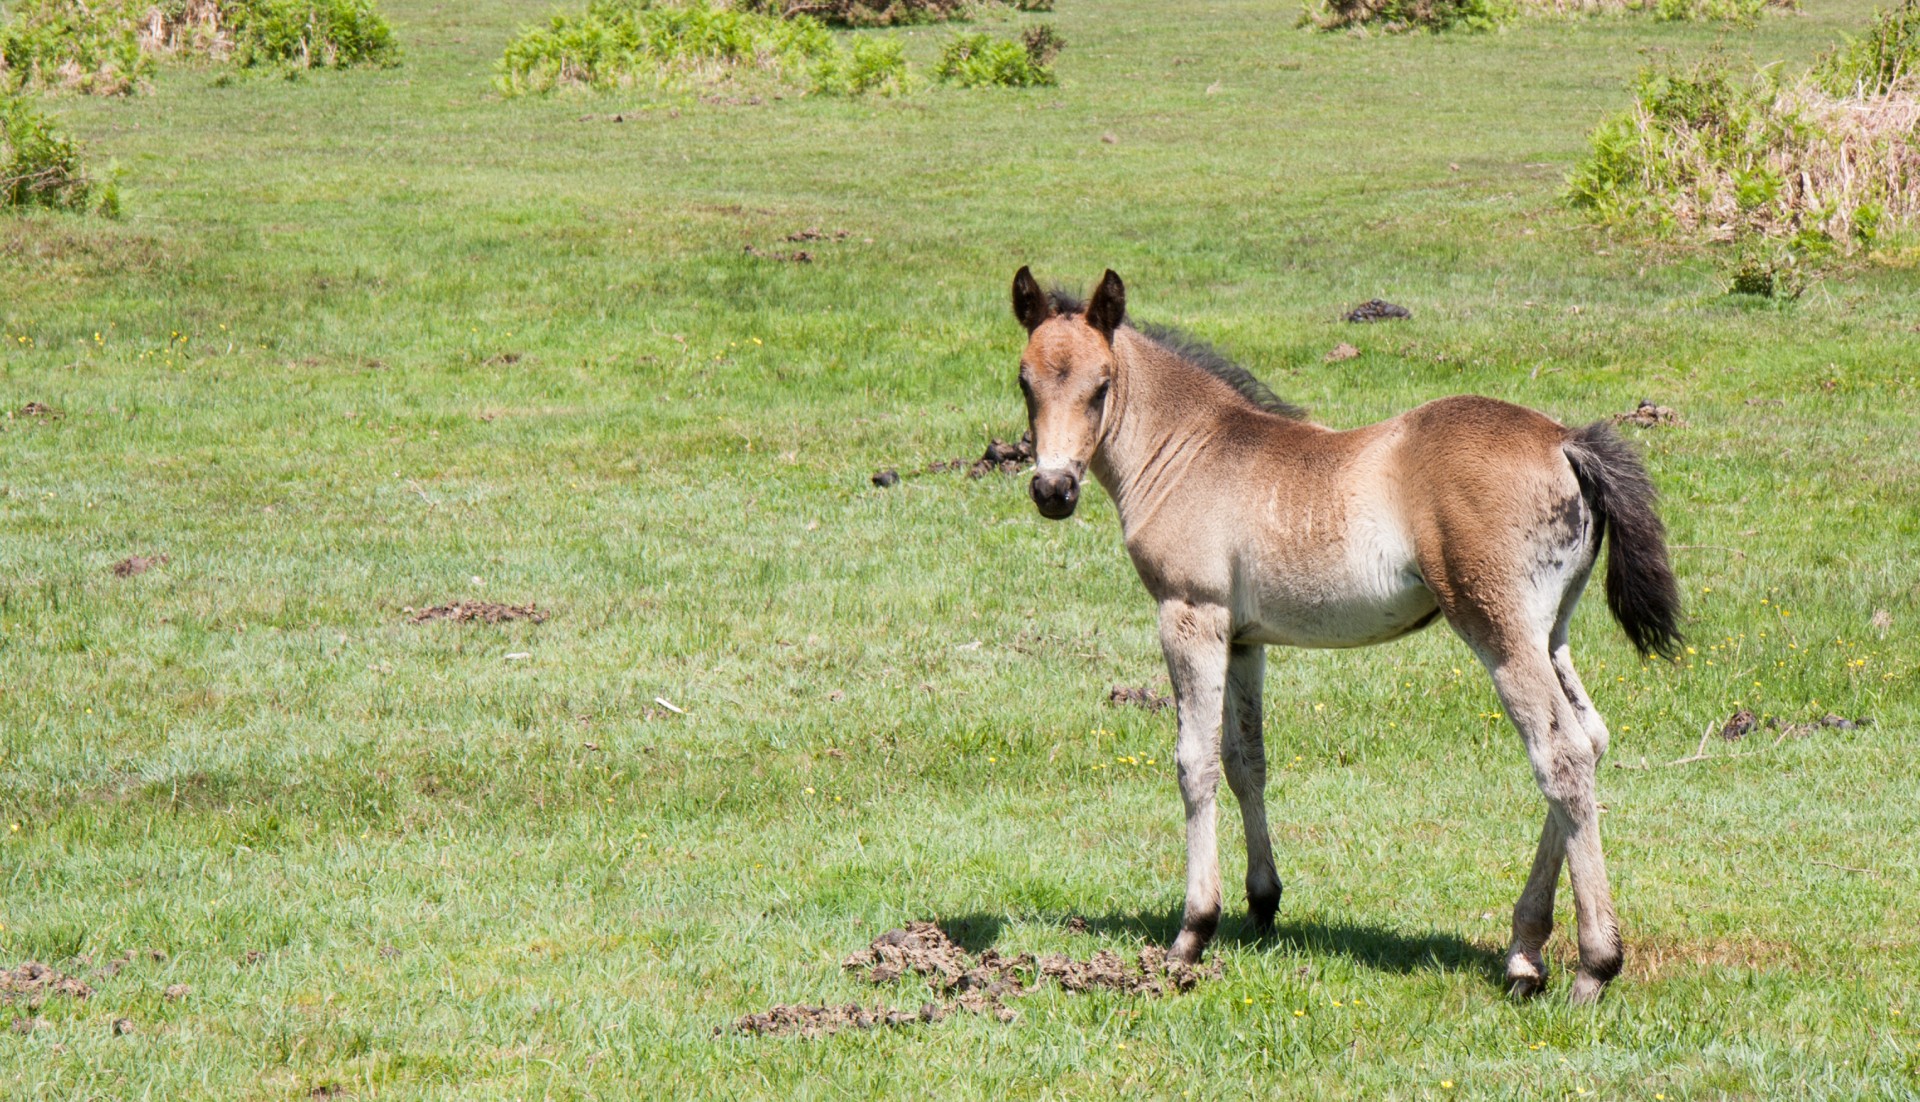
[1010,267,1681,1003]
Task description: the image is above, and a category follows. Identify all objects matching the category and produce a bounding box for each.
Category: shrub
[1301,0,1516,34]
[1019,22,1062,66]
[934,30,1054,87]
[734,0,969,26]
[498,0,837,95]
[733,0,1050,25]
[1813,0,1920,96]
[1567,52,1920,252]
[0,0,396,94]
[1,92,113,213]
[226,0,399,69]
[0,1,153,94]
[812,34,910,95]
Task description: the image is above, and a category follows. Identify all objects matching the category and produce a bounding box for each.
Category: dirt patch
[1768,712,1871,738]
[1612,399,1685,427]
[15,402,60,419]
[1344,299,1412,323]
[744,244,812,263]
[967,432,1034,478]
[112,553,168,578]
[732,920,1217,1039]
[1719,708,1757,741]
[0,963,92,1009]
[1325,342,1360,362]
[1108,684,1173,713]
[885,430,1037,485]
[735,1002,943,1038]
[787,227,850,242]
[406,601,549,625]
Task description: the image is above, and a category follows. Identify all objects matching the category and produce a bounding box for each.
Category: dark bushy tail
[1563,423,1683,659]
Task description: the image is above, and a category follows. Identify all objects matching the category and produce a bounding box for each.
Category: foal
[1010,267,1681,1003]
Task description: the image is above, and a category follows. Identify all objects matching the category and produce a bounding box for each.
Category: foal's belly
[1231,557,1440,650]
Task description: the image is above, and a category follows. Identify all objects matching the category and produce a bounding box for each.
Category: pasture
[3,0,1918,1096]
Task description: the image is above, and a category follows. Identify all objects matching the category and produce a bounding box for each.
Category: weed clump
[496,0,836,95]
[1302,0,1791,31]
[934,29,1056,86]
[0,0,398,94]
[1301,0,1515,33]
[733,0,968,25]
[811,34,911,95]
[1567,21,1920,255]
[733,0,1047,25]
[1,92,114,213]
[1812,0,1920,95]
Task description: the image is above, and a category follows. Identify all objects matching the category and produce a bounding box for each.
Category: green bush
[0,0,153,94]
[0,0,396,94]
[1568,46,1920,253]
[498,0,837,95]
[1301,0,1515,33]
[1650,0,1797,22]
[812,34,910,95]
[733,0,969,26]
[1,92,113,213]
[1813,0,1920,96]
[227,0,399,69]
[934,31,1054,87]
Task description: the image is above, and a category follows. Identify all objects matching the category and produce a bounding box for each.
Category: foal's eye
[1091,381,1110,407]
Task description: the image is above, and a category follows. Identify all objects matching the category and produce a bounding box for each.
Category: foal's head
[1010,266,1126,520]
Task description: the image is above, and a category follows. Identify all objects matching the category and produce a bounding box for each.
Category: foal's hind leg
[1159,599,1231,966]
[1508,570,1610,997]
[1222,643,1281,934]
[1478,639,1623,1004]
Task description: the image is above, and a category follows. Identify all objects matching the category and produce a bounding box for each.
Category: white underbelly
[1230,523,1437,648]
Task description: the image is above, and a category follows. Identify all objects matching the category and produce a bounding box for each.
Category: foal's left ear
[1086,269,1125,342]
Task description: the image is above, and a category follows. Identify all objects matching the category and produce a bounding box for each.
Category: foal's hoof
[1504,955,1548,1000]
[1167,931,1210,967]
[1506,974,1546,1000]
[1568,973,1610,1006]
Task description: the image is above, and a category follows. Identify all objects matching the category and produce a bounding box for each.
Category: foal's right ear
[1011,266,1053,333]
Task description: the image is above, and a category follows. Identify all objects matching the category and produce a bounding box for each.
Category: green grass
[2,0,1917,1097]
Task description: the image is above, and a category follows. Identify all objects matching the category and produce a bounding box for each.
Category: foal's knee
[1176,745,1221,803]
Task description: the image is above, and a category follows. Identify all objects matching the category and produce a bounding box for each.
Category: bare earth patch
[733,921,1218,1038]
[0,962,92,1010]
[1109,684,1174,713]
[1344,299,1411,323]
[1613,399,1685,427]
[112,553,168,578]
[15,402,61,419]
[406,601,550,625]
[1325,342,1361,362]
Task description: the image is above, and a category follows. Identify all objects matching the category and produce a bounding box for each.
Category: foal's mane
[1046,289,1307,421]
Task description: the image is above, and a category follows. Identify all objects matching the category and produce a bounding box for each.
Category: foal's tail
[1562,423,1683,659]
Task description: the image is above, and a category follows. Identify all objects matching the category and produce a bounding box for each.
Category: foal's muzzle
[1030,470,1079,519]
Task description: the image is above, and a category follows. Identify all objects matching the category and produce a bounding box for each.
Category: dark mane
[1134,323,1308,420]
[1046,286,1306,420]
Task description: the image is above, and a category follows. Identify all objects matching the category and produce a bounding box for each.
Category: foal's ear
[1086,269,1126,342]
[1011,266,1053,333]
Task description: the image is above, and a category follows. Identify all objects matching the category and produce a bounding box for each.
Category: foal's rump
[1395,396,1681,657]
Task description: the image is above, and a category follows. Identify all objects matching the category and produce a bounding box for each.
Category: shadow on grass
[936,908,1503,986]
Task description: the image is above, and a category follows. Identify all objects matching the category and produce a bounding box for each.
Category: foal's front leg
[1159,599,1231,966]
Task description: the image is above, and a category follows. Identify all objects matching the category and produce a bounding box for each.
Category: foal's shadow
[936,908,1503,986]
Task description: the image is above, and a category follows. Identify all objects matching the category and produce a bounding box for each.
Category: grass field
[3,0,1918,1096]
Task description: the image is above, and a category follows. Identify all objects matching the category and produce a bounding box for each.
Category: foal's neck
[1091,328,1315,531]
